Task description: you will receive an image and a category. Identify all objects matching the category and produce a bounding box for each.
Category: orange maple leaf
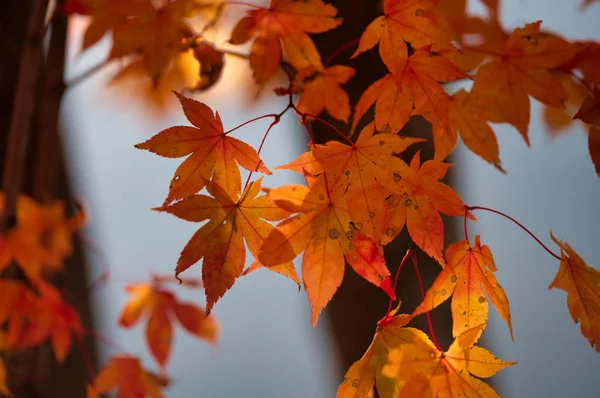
[346,232,395,299]
[574,86,600,177]
[159,178,296,312]
[278,123,422,240]
[90,355,166,398]
[258,175,354,325]
[382,325,515,397]
[470,21,576,144]
[119,278,218,366]
[337,310,413,398]
[352,0,453,74]
[382,152,470,265]
[295,65,355,122]
[413,235,513,339]
[228,0,341,85]
[108,1,195,84]
[136,92,271,203]
[444,89,502,169]
[353,48,468,137]
[0,193,86,279]
[11,281,84,362]
[550,232,600,352]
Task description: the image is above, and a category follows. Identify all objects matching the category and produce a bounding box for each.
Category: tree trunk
[0,1,98,396]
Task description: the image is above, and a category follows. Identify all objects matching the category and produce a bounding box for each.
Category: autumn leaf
[353,48,468,137]
[159,178,294,312]
[542,71,590,136]
[0,192,86,279]
[119,278,218,366]
[470,21,576,144]
[228,0,342,85]
[278,123,422,241]
[382,152,470,265]
[445,89,502,169]
[259,175,353,325]
[108,1,198,84]
[90,355,166,398]
[135,92,271,203]
[345,232,395,299]
[337,311,412,398]
[413,235,513,339]
[352,0,453,74]
[382,324,515,398]
[14,281,84,362]
[574,86,600,177]
[550,232,600,352]
[78,0,154,50]
[295,65,355,122]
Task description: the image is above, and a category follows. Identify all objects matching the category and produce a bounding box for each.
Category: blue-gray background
[61,1,600,397]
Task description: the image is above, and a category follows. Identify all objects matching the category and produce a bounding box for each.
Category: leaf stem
[466,205,561,261]
[383,247,413,322]
[323,37,360,67]
[224,113,278,135]
[301,112,354,147]
[412,251,442,351]
[84,327,129,354]
[74,333,96,383]
[463,207,469,245]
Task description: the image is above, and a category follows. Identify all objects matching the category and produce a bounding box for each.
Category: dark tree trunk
[1,1,98,396]
[311,0,456,380]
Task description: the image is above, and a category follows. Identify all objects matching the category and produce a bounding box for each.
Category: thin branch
[466,205,561,261]
[65,59,111,88]
[412,251,442,351]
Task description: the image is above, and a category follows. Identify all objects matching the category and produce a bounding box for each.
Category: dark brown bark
[1,1,98,396]
[311,0,455,381]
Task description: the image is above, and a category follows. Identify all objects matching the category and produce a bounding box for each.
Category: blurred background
[42,0,600,396]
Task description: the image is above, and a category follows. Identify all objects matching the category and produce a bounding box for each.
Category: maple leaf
[278,123,422,241]
[12,281,84,362]
[79,0,156,50]
[228,0,342,85]
[337,310,413,398]
[346,232,395,299]
[159,178,295,312]
[382,152,470,265]
[542,71,590,136]
[382,325,515,398]
[353,48,468,137]
[470,21,576,144]
[258,175,353,325]
[0,193,86,279]
[90,355,166,398]
[550,232,600,352]
[135,92,271,203]
[295,65,355,122]
[119,278,218,366]
[352,0,453,74]
[108,1,195,84]
[444,89,502,169]
[574,86,600,177]
[413,235,513,339]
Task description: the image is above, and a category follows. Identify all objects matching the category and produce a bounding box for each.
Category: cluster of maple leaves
[2,0,598,396]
